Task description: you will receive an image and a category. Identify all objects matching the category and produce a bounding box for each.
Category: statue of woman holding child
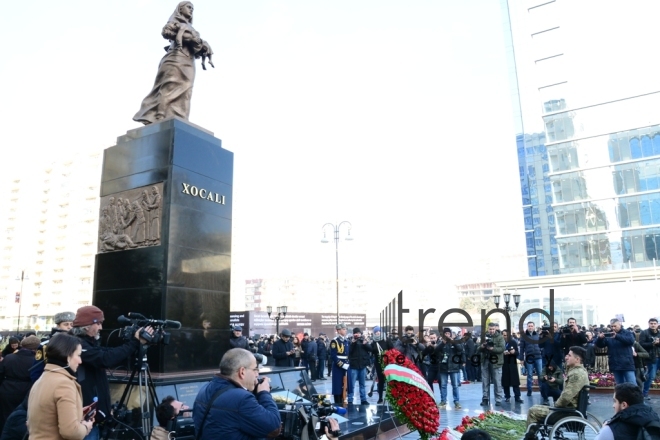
[133,2,214,125]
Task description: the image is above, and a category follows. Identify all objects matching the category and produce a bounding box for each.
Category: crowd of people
[5,310,660,439]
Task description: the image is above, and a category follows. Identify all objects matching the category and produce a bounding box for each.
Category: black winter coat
[317,339,328,359]
[0,350,35,428]
[0,396,27,440]
[271,339,295,367]
[434,340,463,373]
[349,338,373,369]
[75,334,141,424]
[229,335,249,350]
[639,328,660,362]
[502,339,520,388]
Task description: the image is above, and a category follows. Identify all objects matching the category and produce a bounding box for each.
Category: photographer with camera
[478,323,505,407]
[347,328,373,405]
[639,317,660,399]
[193,348,280,440]
[560,318,588,358]
[595,319,636,386]
[69,306,154,440]
[394,326,425,369]
[435,328,464,409]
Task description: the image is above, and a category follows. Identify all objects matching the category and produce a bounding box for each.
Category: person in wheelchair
[525,346,589,436]
[594,382,660,439]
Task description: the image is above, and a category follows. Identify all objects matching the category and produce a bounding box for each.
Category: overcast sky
[0,1,526,307]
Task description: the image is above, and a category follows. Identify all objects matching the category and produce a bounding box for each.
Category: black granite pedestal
[93,118,233,373]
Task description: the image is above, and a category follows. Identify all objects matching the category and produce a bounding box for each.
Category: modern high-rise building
[0,152,102,331]
[502,0,660,276]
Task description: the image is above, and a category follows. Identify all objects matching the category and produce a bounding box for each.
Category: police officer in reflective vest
[330,323,351,405]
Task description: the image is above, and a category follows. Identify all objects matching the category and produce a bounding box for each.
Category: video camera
[483,335,494,347]
[278,395,345,440]
[117,312,181,346]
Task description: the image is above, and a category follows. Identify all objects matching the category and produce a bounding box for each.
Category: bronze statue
[133,2,214,125]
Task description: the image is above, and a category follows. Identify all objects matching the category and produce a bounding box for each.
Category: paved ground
[310,375,660,439]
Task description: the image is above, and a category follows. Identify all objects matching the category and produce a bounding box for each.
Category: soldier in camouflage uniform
[526,346,590,428]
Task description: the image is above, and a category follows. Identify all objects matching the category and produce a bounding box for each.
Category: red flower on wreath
[382,349,440,440]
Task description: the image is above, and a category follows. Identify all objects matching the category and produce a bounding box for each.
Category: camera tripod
[105,345,159,440]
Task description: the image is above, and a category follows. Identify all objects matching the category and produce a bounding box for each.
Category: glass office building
[502,0,660,276]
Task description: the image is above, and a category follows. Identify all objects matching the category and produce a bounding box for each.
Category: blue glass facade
[502,0,660,276]
[518,132,555,276]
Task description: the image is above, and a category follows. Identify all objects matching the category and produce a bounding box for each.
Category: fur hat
[21,335,41,350]
[335,323,347,330]
[54,311,75,325]
[73,306,105,327]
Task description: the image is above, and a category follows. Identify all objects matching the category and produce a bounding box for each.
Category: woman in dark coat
[0,336,40,432]
[501,329,523,403]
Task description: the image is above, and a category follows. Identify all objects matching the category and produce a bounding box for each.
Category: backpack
[636,421,660,440]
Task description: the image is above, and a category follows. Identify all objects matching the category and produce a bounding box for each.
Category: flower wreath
[382,349,439,440]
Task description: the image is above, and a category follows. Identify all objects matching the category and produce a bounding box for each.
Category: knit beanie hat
[73,306,105,327]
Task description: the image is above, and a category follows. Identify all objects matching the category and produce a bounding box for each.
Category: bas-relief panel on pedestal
[98,183,164,252]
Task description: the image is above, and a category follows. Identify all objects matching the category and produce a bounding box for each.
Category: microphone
[164,320,182,329]
[333,406,347,416]
[117,315,133,326]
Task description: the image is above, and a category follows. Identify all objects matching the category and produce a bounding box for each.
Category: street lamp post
[267,305,287,335]
[16,270,27,334]
[321,221,353,324]
[493,291,521,314]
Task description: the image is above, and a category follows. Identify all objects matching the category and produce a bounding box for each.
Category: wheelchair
[525,385,602,439]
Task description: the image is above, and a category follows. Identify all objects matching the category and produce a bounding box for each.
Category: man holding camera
[436,328,464,409]
[639,317,660,399]
[478,322,505,406]
[596,319,636,386]
[193,348,281,440]
[394,325,425,369]
[347,328,373,405]
[70,306,154,440]
[560,318,588,358]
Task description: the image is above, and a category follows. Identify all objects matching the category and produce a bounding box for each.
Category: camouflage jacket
[555,364,589,408]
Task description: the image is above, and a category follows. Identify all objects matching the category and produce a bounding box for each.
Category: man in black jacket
[347,328,373,405]
[370,326,393,404]
[70,306,153,440]
[229,326,249,350]
[271,329,295,367]
[306,336,318,381]
[436,328,464,409]
[594,382,660,439]
[639,317,660,399]
[560,318,588,357]
[316,334,328,380]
